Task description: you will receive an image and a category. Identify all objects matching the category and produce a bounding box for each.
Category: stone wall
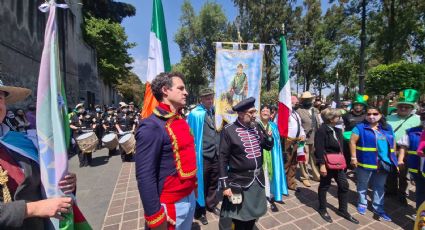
[0,0,120,110]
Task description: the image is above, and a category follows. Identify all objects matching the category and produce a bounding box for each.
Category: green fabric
[259,121,273,179]
[343,131,352,141]
[231,72,247,95]
[151,0,170,71]
[397,89,419,106]
[387,114,421,141]
[353,94,369,106]
[60,212,74,230]
[388,107,397,115]
[279,35,289,91]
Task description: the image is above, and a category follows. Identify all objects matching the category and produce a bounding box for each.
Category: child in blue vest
[350,106,398,222]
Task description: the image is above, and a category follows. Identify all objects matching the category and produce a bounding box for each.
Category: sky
[120,0,331,96]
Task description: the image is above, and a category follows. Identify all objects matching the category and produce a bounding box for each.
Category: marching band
[70,102,139,167]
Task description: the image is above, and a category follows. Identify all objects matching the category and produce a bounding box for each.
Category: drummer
[103,106,118,158]
[93,105,104,149]
[116,102,136,162]
[342,94,368,169]
[70,104,96,167]
[128,102,139,126]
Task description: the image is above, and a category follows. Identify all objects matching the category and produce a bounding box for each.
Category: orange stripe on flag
[141,82,159,119]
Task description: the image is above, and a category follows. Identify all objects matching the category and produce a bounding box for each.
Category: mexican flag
[141,0,171,118]
[277,35,291,137]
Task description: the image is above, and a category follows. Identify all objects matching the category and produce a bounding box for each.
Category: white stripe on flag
[279,81,292,111]
[146,32,164,83]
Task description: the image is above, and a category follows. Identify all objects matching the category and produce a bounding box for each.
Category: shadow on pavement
[90,156,109,167]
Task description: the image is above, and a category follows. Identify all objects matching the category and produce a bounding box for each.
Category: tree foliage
[365,62,425,95]
[233,0,297,91]
[261,88,279,106]
[82,0,136,23]
[174,0,232,103]
[83,16,136,84]
[172,55,207,104]
[173,0,425,98]
[115,72,145,106]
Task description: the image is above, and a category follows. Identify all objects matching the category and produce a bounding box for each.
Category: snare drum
[102,133,119,150]
[76,132,98,153]
[119,134,136,154]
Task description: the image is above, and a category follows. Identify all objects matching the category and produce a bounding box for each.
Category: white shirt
[288,110,306,138]
[397,134,410,147]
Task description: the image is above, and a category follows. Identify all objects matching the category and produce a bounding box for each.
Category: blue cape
[187,105,207,207]
[269,122,288,200]
[0,130,39,164]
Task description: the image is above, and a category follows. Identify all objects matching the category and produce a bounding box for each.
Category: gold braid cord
[0,166,11,203]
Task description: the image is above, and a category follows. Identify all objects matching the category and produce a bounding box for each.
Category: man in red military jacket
[135,72,197,230]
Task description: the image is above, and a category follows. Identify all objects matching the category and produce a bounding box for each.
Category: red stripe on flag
[73,204,87,223]
[278,102,290,138]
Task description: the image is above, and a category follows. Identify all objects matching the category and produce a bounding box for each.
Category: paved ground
[98,163,417,230]
[69,148,123,230]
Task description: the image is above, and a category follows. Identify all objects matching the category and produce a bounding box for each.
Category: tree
[83,16,136,84]
[115,72,145,106]
[82,0,136,23]
[365,62,425,95]
[172,56,207,104]
[174,0,232,103]
[233,0,297,91]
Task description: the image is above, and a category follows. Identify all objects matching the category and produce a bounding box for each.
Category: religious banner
[214,47,264,130]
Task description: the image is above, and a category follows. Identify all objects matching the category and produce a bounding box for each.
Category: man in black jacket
[219,97,273,230]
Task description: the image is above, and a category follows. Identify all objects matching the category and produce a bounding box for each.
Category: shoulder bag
[323,127,347,170]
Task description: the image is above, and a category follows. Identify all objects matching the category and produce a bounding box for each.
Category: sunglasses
[367,113,380,116]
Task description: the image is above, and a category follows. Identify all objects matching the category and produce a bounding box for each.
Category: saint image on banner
[214,48,264,130]
[229,63,248,103]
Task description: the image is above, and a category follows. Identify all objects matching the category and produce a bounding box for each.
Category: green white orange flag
[141,0,171,118]
[277,35,291,137]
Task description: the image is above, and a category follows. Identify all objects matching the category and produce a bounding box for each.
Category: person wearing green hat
[386,89,421,205]
[342,94,368,168]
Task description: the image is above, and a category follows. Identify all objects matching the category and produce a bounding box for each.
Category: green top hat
[396,89,419,107]
[352,94,369,107]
